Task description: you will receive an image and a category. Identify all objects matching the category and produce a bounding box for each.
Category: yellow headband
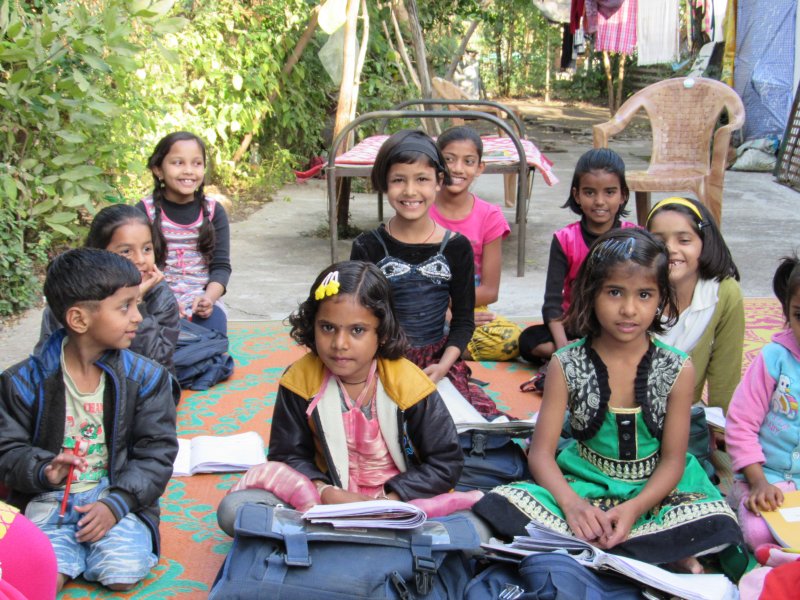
[646,197,705,225]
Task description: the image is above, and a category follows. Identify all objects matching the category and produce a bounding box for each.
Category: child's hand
[139,265,164,297]
[320,487,373,505]
[191,294,214,319]
[746,480,784,515]
[43,453,87,486]
[474,310,496,326]
[74,502,116,543]
[423,363,449,384]
[597,503,637,548]
[562,498,613,543]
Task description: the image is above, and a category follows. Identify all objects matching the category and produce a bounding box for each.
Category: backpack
[455,424,534,493]
[209,503,480,600]
[173,318,234,391]
[465,553,643,600]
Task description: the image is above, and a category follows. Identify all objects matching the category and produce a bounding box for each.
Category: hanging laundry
[637,0,679,66]
[593,0,638,56]
[570,0,586,34]
[597,0,625,19]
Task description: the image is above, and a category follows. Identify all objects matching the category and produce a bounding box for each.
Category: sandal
[520,362,548,393]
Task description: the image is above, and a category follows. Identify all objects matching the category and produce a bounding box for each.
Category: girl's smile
[386,161,440,222]
[441,139,484,196]
[151,139,206,205]
[105,221,155,276]
[647,211,702,291]
[574,169,625,234]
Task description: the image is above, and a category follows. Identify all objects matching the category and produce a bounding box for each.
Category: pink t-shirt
[430,195,510,279]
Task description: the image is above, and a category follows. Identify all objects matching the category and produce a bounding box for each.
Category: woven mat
[58,298,784,598]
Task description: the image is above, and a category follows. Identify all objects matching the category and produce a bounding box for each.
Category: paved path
[1,102,797,368]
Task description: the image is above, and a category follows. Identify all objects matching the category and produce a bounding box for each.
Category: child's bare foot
[669,556,704,574]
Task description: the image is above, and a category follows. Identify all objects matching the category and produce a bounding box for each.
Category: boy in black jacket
[0,248,178,592]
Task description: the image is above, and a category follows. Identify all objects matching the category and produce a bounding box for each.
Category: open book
[172,431,266,477]
[437,378,537,434]
[762,490,800,549]
[302,500,426,530]
[482,522,737,600]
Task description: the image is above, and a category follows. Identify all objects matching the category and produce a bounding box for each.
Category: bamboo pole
[381,19,409,87]
[444,19,479,81]
[390,5,421,92]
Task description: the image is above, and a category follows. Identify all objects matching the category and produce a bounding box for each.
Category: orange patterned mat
[58,298,785,598]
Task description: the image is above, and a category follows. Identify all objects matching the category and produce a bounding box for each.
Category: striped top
[141,195,217,313]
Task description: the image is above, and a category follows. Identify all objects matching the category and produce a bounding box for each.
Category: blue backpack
[465,553,643,600]
[209,503,480,599]
[173,318,234,391]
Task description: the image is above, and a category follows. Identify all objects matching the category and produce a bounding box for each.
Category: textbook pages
[172,431,266,477]
[302,500,426,529]
[483,522,737,600]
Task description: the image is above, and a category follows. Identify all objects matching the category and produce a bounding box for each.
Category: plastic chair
[593,77,745,225]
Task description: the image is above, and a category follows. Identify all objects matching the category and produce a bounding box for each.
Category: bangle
[317,484,334,498]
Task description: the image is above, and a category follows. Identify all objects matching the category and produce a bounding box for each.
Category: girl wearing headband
[646,196,743,412]
[475,228,743,571]
[351,130,501,418]
[217,262,474,535]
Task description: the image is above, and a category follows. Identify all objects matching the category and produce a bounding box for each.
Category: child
[474,229,742,568]
[350,129,499,418]
[137,131,231,334]
[217,261,466,535]
[0,248,178,592]
[36,204,181,375]
[518,148,636,365]
[647,196,743,411]
[432,126,521,362]
[726,254,800,550]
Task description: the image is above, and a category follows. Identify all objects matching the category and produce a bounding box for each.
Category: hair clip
[590,237,636,266]
[315,271,340,300]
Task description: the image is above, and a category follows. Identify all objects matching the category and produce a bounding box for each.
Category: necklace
[340,378,367,385]
[387,218,437,244]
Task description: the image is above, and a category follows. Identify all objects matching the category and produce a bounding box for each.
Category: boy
[0,248,178,592]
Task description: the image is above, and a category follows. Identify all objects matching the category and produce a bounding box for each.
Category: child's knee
[84,513,157,586]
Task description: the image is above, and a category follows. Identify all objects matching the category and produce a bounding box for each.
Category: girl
[474,229,742,568]
[726,254,800,550]
[137,131,231,334]
[36,204,180,374]
[518,148,636,366]
[350,130,499,418]
[646,196,743,411]
[432,126,521,362]
[217,261,467,535]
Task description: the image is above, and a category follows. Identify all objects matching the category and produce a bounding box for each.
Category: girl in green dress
[474,228,742,570]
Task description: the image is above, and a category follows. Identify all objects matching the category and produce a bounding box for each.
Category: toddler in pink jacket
[727,254,800,549]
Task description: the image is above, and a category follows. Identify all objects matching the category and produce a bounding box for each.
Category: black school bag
[455,423,535,493]
[173,318,234,391]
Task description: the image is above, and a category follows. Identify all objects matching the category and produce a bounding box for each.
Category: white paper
[172,431,266,477]
[302,500,426,529]
[437,378,486,425]
[778,506,800,522]
[703,406,727,430]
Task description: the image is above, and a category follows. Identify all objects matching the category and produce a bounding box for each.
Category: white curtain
[637,0,680,66]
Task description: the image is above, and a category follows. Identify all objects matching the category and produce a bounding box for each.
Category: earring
[159,179,165,188]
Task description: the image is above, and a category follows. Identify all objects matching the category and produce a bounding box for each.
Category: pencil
[57,463,76,528]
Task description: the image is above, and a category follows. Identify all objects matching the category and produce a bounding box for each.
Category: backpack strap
[371,228,390,257]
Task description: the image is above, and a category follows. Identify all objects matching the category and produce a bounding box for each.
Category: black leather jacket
[0,330,178,554]
[269,353,463,500]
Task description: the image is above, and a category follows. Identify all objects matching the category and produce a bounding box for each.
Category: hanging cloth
[721,0,737,86]
[637,0,680,66]
[593,0,638,56]
[570,0,586,34]
[597,0,624,19]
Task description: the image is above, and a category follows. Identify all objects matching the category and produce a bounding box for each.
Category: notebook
[302,500,427,529]
[762,490,800,549]
[482,521,738,600]
[171,431,266,477]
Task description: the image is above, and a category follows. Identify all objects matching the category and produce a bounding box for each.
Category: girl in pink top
[433,126,521,361]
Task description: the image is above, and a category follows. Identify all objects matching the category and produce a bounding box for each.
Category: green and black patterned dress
[474,337,742,564]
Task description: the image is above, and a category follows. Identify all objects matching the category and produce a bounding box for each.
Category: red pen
[57,438,89,528]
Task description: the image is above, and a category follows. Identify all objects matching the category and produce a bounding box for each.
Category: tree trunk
[381,19,409,87]
[390,5,421,92]
[403,0,438,134]
[232,5,320,164]
[444,19,479,81]
[333,0,361,235]
[602,50,615,114]
[615,54,625,113]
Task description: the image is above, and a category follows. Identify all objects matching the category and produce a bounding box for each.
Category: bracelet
[317,484,334,498]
